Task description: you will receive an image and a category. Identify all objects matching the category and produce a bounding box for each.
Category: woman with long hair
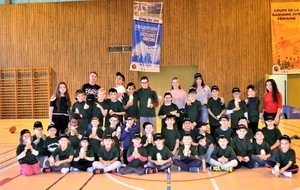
[49,82,71,135]
[263,79,282,127]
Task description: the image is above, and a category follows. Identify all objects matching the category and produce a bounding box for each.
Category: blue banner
[130,1,163,72]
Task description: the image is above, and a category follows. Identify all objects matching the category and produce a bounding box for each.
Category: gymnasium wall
[0,0,299,114]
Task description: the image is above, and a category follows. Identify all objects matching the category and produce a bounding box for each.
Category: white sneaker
[61,168,70,174]
[283,171,292,178]
[178,167,181,172]
[86,167,94,173]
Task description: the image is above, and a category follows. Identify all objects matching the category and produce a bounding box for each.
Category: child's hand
[237,156,243,162]
[26,144,33,150]
[202,168,208,173]
[280,168,286,174]
[109,110,114,115]
[245,98,249,104]
[244,156,250,162]
[54,161,61,167]
[84,103,89,109]
[126,101,133,107]
[233,107,241,111]
[75,108,79,114]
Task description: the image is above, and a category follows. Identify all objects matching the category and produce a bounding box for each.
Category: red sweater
[263,92,282,113]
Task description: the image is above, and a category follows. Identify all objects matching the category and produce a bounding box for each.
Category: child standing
[142,122,155,153]
[115,72,126,101]
[184,88,202,130]
[226,87,248,132]
[86,117,103,161]
[17,129,40,176]
[173,134,201,173]
[105,88,125,127]
[71,136,95,172]
[92,89,108,127]
[146,133,173,174]
[251,129,271,168]
[214,115,234,144]
[32,121,48,169]
[71,89,91,135]
[66,117,82,150]
[42,134,74,174]
[210,135,238,172]
[158,92,180,131]
[267,135,299,177]
[161,115,180,157]
[207,85,226,137]
[119,133,148,175]
[245,85,260,134]
[179,117,197,146]
[262,115,282,155]
[123,82,140,129]
[120,115,140,164]
[231,125,254,169]
[92,133,122,174]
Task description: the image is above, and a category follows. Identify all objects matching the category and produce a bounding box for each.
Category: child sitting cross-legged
[209,135,238,172]
[173,134,201,173]
[119,133,148,175]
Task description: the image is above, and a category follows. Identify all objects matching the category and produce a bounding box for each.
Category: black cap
[154,133,164,141]
[183,117,192,123]
[232,87,240,93]
[47,124,56,131]
[20,129,30,136]
[104,133,113,139]
[217,135,227,141]
[80,136,90,142]
[255,129,263,135]
[219,115,229,121]
[237,124,247,130]
[132,132,141,139]
[265,115,275,121]
[33,121,43,128]
[188,88,196,94]
[58,134,69,140]
[194,73,202,79]
[280,134,291,143]
[196,134,205,141]
[116,72,125,81]
[211,85,219,91]
[238,116,248,121]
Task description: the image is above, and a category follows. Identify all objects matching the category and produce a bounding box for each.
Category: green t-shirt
[162,128,180,151]
[227,99,247,129]
[127,146,148,167]
[252,140,271,155]
[136,88,158,117]
[246,97,260,122]
[142,135,154,155]
[86,128,103,153]
[262,127,282,147]
[177,145,198,162]
[184,100,202,123]
[92,99,109,126]
[74,147,95,160]
[158,103,180,130]
[71,101,91,134]
[148,145,172,160]
[52,145,74,161]
[207,97,226,126]
[16,144,39,165]
[230,137,252,157]
[105,100,124,127]
[98,146,119,161]
[122,92,140,119]
[214,127,234,144]
[199,132,215,144]
[179,129,197,142]
[68,134,81,150]
[212,145,236,160]
[275,149,296,166]
[32,134,47,156]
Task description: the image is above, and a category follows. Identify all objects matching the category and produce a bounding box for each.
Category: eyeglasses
[140,82,148,84]
[110,119,118,122]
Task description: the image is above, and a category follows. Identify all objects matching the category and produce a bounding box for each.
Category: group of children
[16,73,298,177]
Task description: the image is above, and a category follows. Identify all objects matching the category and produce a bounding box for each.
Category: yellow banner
[271,2,300,74]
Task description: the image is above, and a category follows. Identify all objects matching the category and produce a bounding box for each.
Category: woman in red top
[263,79,282,126]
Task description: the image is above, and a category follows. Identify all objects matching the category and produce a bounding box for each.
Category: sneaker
[61,168,69,174]
[223,167,233,173]
[86,167,94,173]
[210,165,221,172]
[93,169,104,174]
[283,171,292,178]
[145,168,153,174]
[189,167,199,173]
[253,162,260,168]
[178,166,181,172]
[164,167,171,174]
[42,168,52,173]
[70,167,79,172]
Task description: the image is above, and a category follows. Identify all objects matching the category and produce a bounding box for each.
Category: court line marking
[79,174,95,190]
[0,153,15,162]
[106,173,145,190]
[0,161,18,171]
[167,170,171,190]
[0,149,15,156]
[0,156,15,164]
[207,171,220,190]
[45,173,69,190]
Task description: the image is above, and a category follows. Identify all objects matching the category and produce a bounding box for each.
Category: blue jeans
[201,105,208,123]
